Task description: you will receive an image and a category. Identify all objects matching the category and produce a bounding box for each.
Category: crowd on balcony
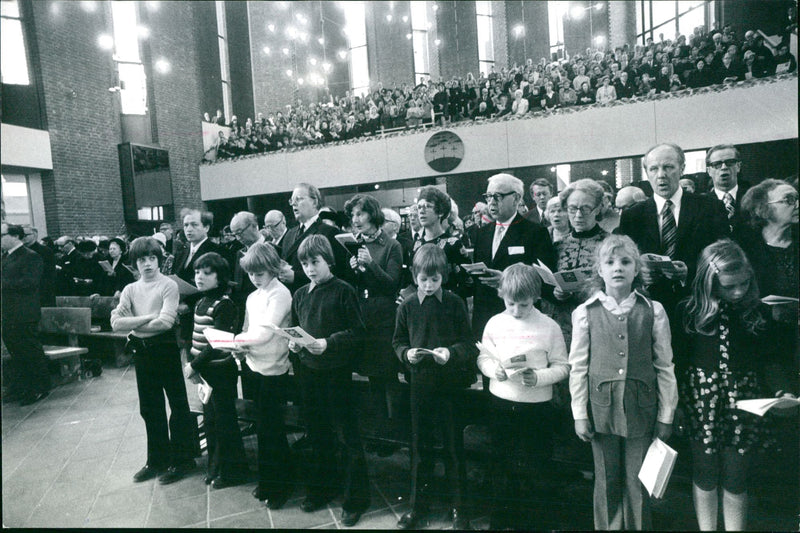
[203,24,796,162]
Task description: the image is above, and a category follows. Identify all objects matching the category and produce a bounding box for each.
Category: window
[1,174,31,225]
[548,1,569,61]
[216,1,232,123]
[111,2,146,114]
[411,1,430,85]
[1,0,30,85]
[342,1,369,97]
[635,1,712,44]
[475,1,494,76]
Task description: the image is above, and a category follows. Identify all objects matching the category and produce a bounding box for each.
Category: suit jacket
[702,181,751,232]
[29,242,56,306]
[617,192,729,317]
[2,245,43,324]
[471,214,556,336]
[523,205,550,226]
[281,219,349,294]
[173,238,223,285]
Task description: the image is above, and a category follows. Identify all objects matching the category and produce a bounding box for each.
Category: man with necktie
[617,143,729,321]
[703,144,750,232]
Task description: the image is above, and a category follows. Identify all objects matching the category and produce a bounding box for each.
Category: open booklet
[640,253,682,274]
[334,232,362,256]
[735,397,800,417]
[197,377,213,405]
[98,260,115,274]
[476,341,530,380]
[531,259,594,293]
[265,324,320,348]
[203,328,240,351]
[638,438,677,499]
[760,295,799,306]
[462,262,489,275]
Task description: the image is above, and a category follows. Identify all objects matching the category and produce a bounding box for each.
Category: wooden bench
[56,296,131,367]
[39,307,93,382]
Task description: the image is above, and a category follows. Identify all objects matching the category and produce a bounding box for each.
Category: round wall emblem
[424,131,464,172]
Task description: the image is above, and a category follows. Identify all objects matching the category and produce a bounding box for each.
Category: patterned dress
[679,308,773,455]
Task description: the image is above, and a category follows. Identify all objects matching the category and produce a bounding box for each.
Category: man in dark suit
[264,210,288,253]
[173,209,222,284]
[23,225,56,306]
[472,174,557,338]
[279,183,348,294]
[523,178,554,227]
[702,144,751,232]
[2,223,50,405]
[618,143,729,320]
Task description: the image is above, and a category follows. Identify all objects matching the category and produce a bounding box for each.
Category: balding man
[264,210,288,250]
[472,173,556,337]
[618,143,728,320]
[615,186,647,211]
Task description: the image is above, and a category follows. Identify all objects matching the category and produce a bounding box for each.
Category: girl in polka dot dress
[676,239,789,531]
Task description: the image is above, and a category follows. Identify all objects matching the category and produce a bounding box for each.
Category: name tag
[508,246,525,255]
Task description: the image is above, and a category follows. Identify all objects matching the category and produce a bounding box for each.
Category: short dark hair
[194,252,231,287]
[5,224,24,240]
[297,234,335,267]
[705,144,741,166]
[531,178,554,194]
[412,243,448,283]
[417,186,451,223]
[128,236,164,267]
[344,194,385,228]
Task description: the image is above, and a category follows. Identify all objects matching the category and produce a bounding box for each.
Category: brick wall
[28,1,206,236]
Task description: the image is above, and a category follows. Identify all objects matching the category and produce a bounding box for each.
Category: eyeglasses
[767,193,799,206]
[264,221,282,230]
[567,205,597,216]
[288,196,310,206]
[416,202,435,212]
[482,191,517,204]
[231,223,253,238]
[707,158,740,170]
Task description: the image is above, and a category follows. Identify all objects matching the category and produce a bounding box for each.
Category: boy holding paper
[393,244,479,530]
[288,235,369,527]
[477,263,569,530]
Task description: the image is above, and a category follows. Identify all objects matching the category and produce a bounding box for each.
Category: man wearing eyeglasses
[264,210,288,250]
[471,173,556,338]
[280,183,348,294]
[703,144,750,231]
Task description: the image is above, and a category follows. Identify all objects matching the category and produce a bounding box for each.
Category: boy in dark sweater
[289,235,369,527]
[392,243,478,530]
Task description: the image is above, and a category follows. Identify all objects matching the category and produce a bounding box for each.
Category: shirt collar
[495,212,517,228]
[302,214,320,232]
[308,273,334,292]
[652,185,683,212]
[190,237,208,252]
[417,287,443,303]
[6,242,24,255]
[714,185,738,200]
[585,289,651,312]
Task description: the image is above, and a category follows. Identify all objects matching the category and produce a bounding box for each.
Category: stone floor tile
[208,482,265,520]
[145,493,208,528]
[82,508,147,528]
[87,483,153,521]
[209,509,272,528]
[25,495,94,528]
[270,501,338,529]
[344,507,399,529]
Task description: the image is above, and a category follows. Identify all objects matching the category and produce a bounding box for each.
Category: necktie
[660,200,677,258]
[723,193,735,220]
[184,246,196,269]
[492,224,506,258]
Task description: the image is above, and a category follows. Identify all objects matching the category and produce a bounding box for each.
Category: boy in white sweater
[478,263,569,530]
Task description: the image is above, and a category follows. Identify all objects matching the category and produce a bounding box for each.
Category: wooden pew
[56,296,130,367]
[39,307,93,382]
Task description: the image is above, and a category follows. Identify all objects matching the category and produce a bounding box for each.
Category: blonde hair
[240,242,282,277]
[498,263,542,302]
[588,234,644,294]
[682,239,764,335]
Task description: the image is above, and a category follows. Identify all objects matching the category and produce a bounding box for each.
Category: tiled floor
[2,364,798,529]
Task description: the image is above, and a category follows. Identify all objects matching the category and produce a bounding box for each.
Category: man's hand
[640,264,659,286]
[406,348,422,364]
[663,260,688,284]
[278,263,295,284]
[432,347,450,365]
[288,340,301,353]
[306,338,328,355]
[478,268,503,289]
[575,419,595,442]
[553,287,572,301]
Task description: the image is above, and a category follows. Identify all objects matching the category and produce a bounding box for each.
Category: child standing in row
[392,244,478,530]
[182,252,248,489]
[111,237,197,485]
[289,235,370,527]
[234,243,294,509]
[676,239,789,531]
[569,234,677,530]
[478,263,569,530]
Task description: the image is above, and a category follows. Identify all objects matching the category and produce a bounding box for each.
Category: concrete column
[608,0,637,51]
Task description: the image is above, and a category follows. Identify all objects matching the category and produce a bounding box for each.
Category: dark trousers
[297,364,370,513]
[133,337,197,468]
[364,375,408,442]
[200,359,248,480]
[2,321,50,397]
[408,380,466,511]
[489,396,554,529]
[255,371,294,498]
[239,361,260,401]
[591,433,651,530]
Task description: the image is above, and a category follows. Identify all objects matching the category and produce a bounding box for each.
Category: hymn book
[638,438,677,499]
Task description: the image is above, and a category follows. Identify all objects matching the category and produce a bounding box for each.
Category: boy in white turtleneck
[477,263,569,530]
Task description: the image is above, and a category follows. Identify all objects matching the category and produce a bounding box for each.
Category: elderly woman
[545,196,571,244]
[101,237,135,296]
[547,178,609,346]
[595,75,617,104]
[511,89,529,116]
[343,194,404,451]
